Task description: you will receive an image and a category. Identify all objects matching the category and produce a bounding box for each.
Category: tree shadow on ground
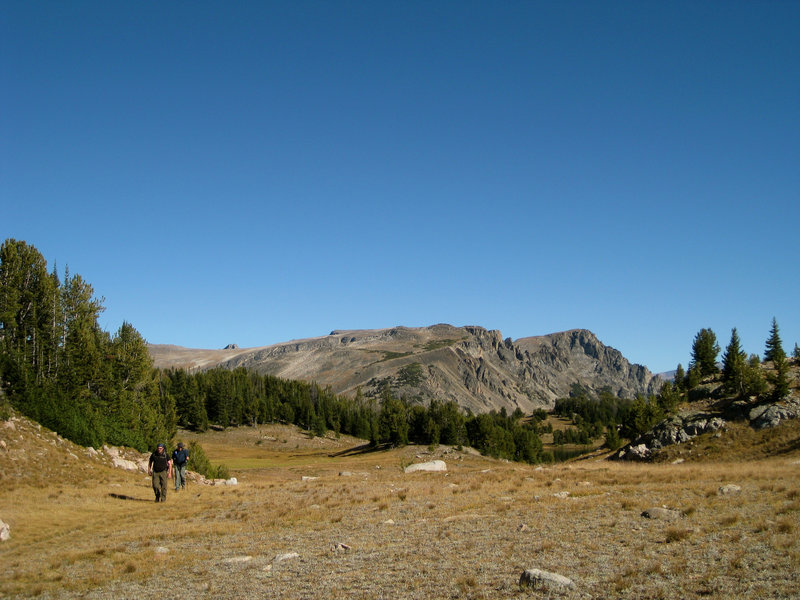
[108,493,152,502]
[327,442,392,458]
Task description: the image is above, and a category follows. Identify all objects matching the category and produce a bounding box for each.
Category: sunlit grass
[3,419,800,599]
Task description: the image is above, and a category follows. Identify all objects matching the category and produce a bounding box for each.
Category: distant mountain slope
[148,324,660,413]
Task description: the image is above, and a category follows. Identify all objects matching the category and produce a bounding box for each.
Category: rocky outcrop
[150,325,659,415]
[748,399,800,429]
[614,394,800,461]
[614,411,726,461]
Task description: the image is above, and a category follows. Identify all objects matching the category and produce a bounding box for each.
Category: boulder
[641,507,683,521]
[750,401,800,429]
[718,484,742,496]
[519,568,574,590]
[404,460,447,473]
[112,457,140,472]
[621,444,651,461]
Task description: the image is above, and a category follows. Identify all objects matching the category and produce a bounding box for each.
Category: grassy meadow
[1,418,799,599]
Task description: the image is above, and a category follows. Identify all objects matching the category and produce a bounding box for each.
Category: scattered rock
[112,457,140,472]
[274,552,299,563]
[301,476,319,481]
[519,568,575,590]
[155,546,169,554]
[552,491,570,499]
[223,556,253,563]
[0,519,10,541]
[517,523,529,532]
[718,484,742,496]
[332,543,351,553]
[225,477,238,486]
[404,460,447,473]
[339,471,353,477]
[620,444,651,461]
[641,507,683,521]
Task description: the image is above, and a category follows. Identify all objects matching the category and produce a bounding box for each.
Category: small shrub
[187,441,230,481]
[776,519,794,534]
[665,527,690,543]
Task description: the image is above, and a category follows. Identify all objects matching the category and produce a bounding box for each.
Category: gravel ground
[2,419,799,600]
[6,459,798,600]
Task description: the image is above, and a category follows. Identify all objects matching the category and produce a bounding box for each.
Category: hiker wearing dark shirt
[172,442,189,492]
[148,443,173,502]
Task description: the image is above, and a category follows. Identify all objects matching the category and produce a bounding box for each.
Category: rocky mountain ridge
[149,325,660,414]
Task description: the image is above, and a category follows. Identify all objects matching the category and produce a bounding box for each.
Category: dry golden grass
[2,417,800,599]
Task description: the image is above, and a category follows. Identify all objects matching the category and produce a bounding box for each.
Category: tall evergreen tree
[673,364,686,391]
[770,353,790,401]
[690,328,720,377]
[721,328,747,396]
[0,239,56,385]
[764,317,785,363]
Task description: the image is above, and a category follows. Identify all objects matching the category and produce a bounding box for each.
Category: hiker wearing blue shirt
[172,442,189,492]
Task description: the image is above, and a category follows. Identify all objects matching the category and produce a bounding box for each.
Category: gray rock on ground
[749,400,800,429]
[519,568,575,589]
[404,460,447,473]
[641,507,684,521]
[718,484,742,496]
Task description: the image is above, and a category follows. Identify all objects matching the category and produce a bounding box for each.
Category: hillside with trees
[0,239,172,450]
[2,238,797,465]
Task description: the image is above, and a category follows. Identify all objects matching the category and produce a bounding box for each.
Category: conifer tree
[770,354,790,401]
[673,364,686,391]
[764,317,785,363]
[690,328,720,377]
[722,328,747,396]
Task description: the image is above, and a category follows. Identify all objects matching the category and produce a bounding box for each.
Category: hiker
[172,442,189,492]
[148,443,173,502]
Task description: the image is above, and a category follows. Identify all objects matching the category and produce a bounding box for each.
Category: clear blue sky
[3,1,798,374]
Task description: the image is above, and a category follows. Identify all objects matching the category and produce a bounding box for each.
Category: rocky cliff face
[149,325,660,414]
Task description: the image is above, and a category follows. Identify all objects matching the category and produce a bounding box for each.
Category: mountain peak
[150,325,659,413]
